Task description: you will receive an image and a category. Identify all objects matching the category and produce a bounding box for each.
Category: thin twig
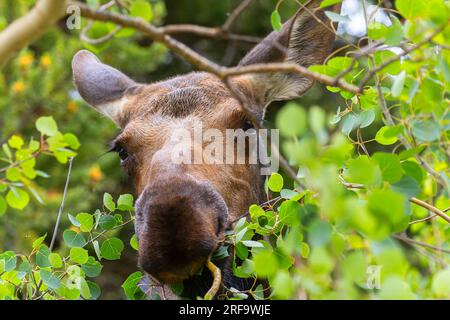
[222,0,253,31]
[394,234,450,254]
[49,157,74,251]
[34,157,74,299]
[409,197,450,224]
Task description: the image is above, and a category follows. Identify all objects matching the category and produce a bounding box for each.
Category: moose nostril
[136,177,228,283]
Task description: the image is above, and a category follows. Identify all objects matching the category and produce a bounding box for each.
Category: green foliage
[221,0,450,300]
[0,0,449,301]
[0,189,136,300]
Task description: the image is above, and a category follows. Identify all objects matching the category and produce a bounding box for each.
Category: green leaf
[6,167,21,181]
[271,10,282,31]
[368,17,404,46]
[63,230,87,248]
[358,109,375,128]
[63,133,80,150]
[0,196,6,216]
[49,253,63,268]
[36,245,51,268]
[241,240,264,248]
[375,125,403,145]
[379,276,415,299]
[103,192,115,211]
[68,213,81,227]
[300,242,310,258]
[432,268,450,298]
[268,172,284,193]
[278,200,301,226]
[373,50,401,75]
[98,215,116,230]
[40,270,61,290]
[117,194,134,211]
[8,135,24,149]
[130,234,139,251]
[32,233,47,249]
[0,251,17,272]
[6,188,29,210]
[76,213,94,232]
[79,277,92,299]
[130,0,153,21]
[392,176,421,198]
[411,119,440,142]
[69,247,89,264]
[276,102,307,137]
[368,189,405,226]
[35,116,58,136]
[320,0,342,8]
[81,257,103,277]
[2,143,12,159]
[396,0,428,20]
[253,250,277,277]
[93,240,102,260]
[122,271,145,300]
[324,11,350,23]
[271,270,294,299]
[373,152,404,183]
[87,281,101,300]
[341,113,358,135]
[100,237,124,260]
[345,156,382,188]
[391,71,406,97]
[308,220,332,248]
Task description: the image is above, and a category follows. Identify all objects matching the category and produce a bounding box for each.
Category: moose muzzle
[135,175,228,284]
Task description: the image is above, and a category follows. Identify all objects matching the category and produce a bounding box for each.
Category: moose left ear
[72,50,137,125]
[235,3,340,107]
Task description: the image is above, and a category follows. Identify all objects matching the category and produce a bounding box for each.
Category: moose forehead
[112,72,248,146]
[120,72,241,121]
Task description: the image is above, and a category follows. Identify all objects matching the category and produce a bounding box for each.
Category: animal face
[72,5,336,288]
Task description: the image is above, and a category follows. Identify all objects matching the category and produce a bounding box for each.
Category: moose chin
[72,2,339,299]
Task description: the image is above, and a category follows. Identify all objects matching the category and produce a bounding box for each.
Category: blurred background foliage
[0,0,449,299]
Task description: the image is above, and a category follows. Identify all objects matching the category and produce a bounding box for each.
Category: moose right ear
[232,3,339,113]
[72,50,137,125]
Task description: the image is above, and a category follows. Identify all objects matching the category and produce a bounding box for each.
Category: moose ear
[72,50,137,125]
[235,4,339,106]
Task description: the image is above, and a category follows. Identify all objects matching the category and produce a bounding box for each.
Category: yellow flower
[67,101,78,113]
[12,81,26,93]
[40,55,52,68]
[89,165,103,183]
[19,53,33,68]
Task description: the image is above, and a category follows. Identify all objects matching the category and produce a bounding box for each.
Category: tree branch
[70,1,360,94]
[0,0,67,68]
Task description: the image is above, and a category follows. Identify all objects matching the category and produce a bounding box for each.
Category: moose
[72,4,338,299]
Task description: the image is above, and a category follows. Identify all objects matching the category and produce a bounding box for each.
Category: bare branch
[0,0,67,68]
[409,197,450,224]
[222,0,253,31]
[161,24,261,43]
[70,1,360,94]
[394,234,450,254]
[341,180,450,224]
[223,63,361,94]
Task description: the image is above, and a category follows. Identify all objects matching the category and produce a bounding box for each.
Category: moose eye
[117,146,128,162]
[109,142,129,164]
[243,120,254,131]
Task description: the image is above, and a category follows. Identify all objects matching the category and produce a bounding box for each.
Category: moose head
[72,4,338,297]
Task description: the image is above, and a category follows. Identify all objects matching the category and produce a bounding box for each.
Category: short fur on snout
[135,176,228,284]
[72,2,339,299]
